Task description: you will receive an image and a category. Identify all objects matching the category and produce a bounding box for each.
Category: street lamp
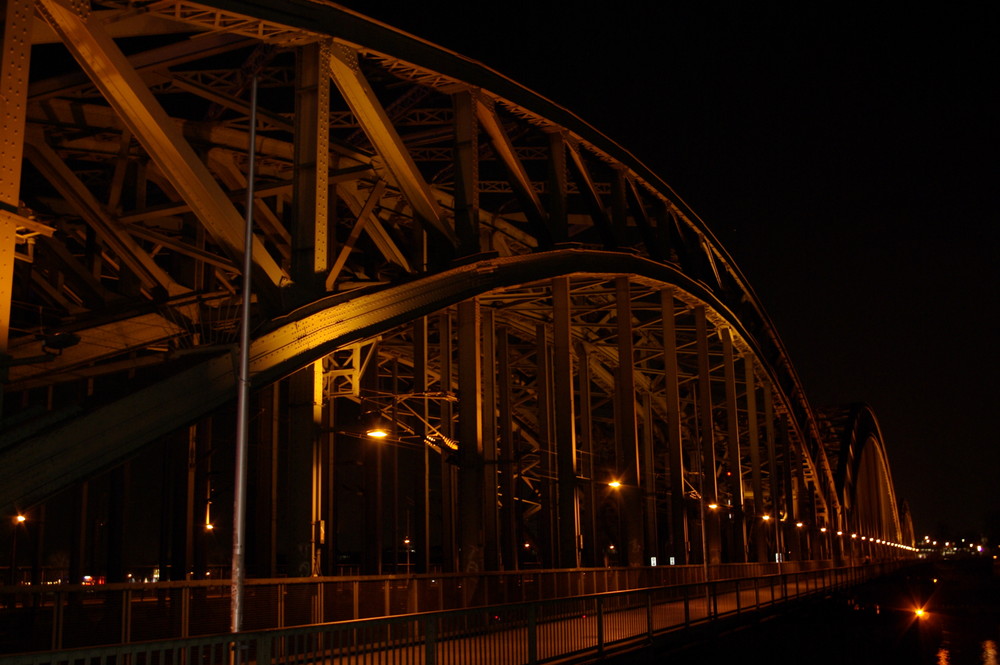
[9,514,27,586]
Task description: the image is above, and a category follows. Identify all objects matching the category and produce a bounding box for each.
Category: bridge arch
[831,404,911,549]
[0,0,912,583]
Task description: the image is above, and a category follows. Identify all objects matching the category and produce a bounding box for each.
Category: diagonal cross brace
[34,0,290,288]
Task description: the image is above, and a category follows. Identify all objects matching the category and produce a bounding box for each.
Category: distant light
[708,503,719,510]
[914,608,926,619]
[524,542,530,549]
[367,427,389,439]
[820,527,827,533]
[851,533,858,539]
[15,515,26,524]
[795,522,804,528]
[837,531,843,536]
[205,523,214,531]
[608,480,622,489]
[761,514,772,521]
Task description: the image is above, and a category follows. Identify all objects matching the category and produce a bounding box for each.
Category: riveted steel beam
[475,96,549,243]
[721,325,747,561]
[0,0,34,353]
[293,41,331,288]
[34,0,289,289]
[326,41,456,246]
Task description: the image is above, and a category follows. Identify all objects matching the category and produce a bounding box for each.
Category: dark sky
[340,3,999,539]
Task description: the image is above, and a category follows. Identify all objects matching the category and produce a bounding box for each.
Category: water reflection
[982,639,997,665]
[933,634,999,665]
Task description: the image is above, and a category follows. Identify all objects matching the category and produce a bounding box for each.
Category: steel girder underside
[0,0,910,572]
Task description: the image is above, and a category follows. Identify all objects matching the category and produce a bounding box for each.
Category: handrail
[0,562,904,665]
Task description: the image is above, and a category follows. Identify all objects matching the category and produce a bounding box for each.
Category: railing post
[683,584,690,626]
[596,596,605,657]
[646,591,653,640]
[51,591,68,650]
[122,587,132,644]
[424,616,437,665]
[528,604,538,665]
[182,586,191,638]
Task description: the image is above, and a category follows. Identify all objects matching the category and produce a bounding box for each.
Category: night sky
[339,4,999,539]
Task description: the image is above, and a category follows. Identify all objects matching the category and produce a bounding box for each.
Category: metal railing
[0,560,848,653]
[0,562,899,665]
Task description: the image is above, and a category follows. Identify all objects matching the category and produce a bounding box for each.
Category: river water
[637,558,999,665]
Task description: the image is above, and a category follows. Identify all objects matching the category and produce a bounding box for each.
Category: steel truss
[0,0,911,586]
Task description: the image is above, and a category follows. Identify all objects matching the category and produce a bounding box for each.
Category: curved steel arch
[833,403,905,545]
[0,249,825,512]
[0,1,910,571]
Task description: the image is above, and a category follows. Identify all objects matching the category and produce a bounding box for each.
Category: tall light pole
[230,76,258,638]
[9,514,26,586]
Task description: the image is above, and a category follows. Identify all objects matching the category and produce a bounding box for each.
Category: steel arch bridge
[0,0,913,582]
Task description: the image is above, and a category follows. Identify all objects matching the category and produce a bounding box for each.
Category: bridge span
[1,0,914,656]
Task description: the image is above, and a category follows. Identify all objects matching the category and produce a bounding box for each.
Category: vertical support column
[107,466,126,583]
[293,41,331,291]
[452,89,480,257]
[720,327,747,562]
[552,277,580,568]
[546,131,569,244]
[641,392,658,563]
[438,312,457,572]
[661,289,688,564]
[413,318,432,573]
[694,306,721,565]
[69,483,88,584]
[764,388,782,563]
[0,0,33,406]
[614,277,643,566]
[497,327,518,570]
[320,397,336,576]
[480,308,500,570]
[576,341,599,568]
[744,357,766,563]
[457,300,485,575]
[535,322,555,567]
[778,418,800,560]
[287,362,323,576]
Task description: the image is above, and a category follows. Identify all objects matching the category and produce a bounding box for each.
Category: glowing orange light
[761,514,771,521]
[915,608,926,618]
[15,515,26,524]
[367,427,389,439]
[708,503,719,510]
[608,480,622,489]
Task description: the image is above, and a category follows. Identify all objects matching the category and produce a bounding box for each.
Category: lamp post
[9,514,26,586]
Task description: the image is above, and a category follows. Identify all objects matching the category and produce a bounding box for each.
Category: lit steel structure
[0,0,913,598]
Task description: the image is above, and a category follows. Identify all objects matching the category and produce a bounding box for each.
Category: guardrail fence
[0,562,899,665]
